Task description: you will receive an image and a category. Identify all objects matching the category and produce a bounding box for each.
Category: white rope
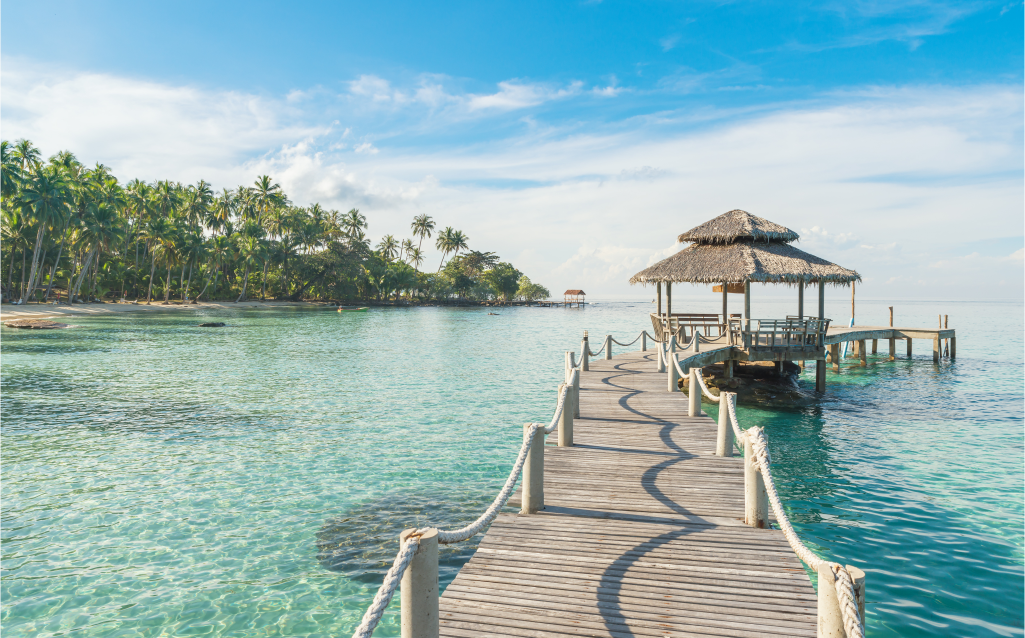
[745,425,864,638]
[611,331,646,347]
[587,341,607,356]
[694,369,720,402]
[544,368,578,434]
[434,423,540,544]
[350,533,422,638]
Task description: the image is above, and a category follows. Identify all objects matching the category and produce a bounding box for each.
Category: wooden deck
[438,350,816,637]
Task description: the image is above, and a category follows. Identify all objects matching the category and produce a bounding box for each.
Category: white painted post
[400,527,439,638]
[688,368,700,417]
[817,563,844,638]
[716,392,734,457]
[558,383,573,447]
[667,336,679,392]
[566,351,580,418]
[744,435,768,528]
[847,564,866,628]
[641,331,647,352]
[605,334,612,360]
[581,332,589,371]
[521,424,545,514]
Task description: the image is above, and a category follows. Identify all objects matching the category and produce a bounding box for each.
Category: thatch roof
[678,209,799,244]
[564,289,586,295]
[629,241,860,286]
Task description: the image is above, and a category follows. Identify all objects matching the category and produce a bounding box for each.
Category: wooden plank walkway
[438,349,816,637]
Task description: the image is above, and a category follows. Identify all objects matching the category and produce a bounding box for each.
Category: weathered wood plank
[438,349,817,637]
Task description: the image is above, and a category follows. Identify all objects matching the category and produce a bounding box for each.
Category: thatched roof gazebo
[630,209,859,334]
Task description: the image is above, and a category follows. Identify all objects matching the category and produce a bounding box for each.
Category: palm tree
[195,235,231,300]
[252,175,284,225]
[407,247,424,272]
[19,166,71,303]
[436,226,456,271]
[12,139,41,172]
[450,229,469,261]
[140,217,172,303]
[378,234,399,261]
[236,235,264,301]
[342,208,367,238]
[411,214,435,272]
[70,203,124,301]
[400,238,415,262]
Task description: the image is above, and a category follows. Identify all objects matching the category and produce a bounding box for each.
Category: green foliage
[0,138,550,304]
[516,276,550,302]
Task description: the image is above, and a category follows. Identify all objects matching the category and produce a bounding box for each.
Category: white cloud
[2,58,1022,299]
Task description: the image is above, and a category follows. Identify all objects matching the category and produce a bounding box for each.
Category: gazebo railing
[742,317,831,349]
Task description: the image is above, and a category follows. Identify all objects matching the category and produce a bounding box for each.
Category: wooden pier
[437,348,817,637]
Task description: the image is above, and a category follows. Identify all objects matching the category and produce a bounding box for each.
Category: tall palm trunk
[183,262,194,301]
[43,219,71,301]
[145,257,157,303]
[7,251,15,300]
[71,245,98,301]
[19,224,47,304]
[163,263,173,301]
[26,249,47,302]
[260,259,269,300]
[236,264,250,302]
[196,263,219,301]
[19,248,26,301]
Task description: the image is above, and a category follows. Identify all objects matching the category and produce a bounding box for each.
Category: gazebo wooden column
[816,281,826,392]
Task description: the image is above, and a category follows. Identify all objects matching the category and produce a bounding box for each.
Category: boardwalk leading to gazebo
[437,349,817,637]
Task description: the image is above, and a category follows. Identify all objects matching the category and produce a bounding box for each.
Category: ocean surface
[2,298,1022,637]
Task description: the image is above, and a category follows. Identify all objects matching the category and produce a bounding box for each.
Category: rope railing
[722,392,865,638]
[350,354,584,638]
[611,330,651,347]
[351,330,864,638]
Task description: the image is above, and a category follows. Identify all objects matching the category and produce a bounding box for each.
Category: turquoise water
[2,299,1022,637]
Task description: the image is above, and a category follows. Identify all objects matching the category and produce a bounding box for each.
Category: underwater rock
[681,360,819,407]
[4,319,70,329]
[198,322,226,327]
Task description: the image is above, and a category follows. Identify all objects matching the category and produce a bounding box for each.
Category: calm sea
[2,298,1022,637]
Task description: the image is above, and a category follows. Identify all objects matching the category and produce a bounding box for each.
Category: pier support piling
[950,337,956,359]
[831,344,840,372]
[744,435,768,528]
[581,332,589,371]
[715,393,734,456]
[521,424,545,514]
[688,368,700,417]
[858,340,867,367]
[816,359,826,392]
[871,339,877,354]
[558,383,574,447]
[816,563,844,638]
[889,338,895,361]
[400,527,439,638]
[667,337,679,392]
[933,336,940,364]
[907,338,912,358]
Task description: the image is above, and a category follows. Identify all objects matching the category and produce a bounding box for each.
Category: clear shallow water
[2,298,1022,637]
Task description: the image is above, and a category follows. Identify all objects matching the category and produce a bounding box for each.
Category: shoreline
[0,300,328,322]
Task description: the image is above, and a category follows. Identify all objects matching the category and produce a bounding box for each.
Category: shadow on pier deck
[438,350,816,638]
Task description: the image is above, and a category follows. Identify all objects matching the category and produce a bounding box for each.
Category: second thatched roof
[678,209,799,244]
[629,241,861,286]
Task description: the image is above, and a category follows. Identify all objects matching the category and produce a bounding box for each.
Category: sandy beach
[0,300,326,322]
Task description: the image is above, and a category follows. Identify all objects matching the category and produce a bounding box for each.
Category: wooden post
[521,424,544,514]
[907,338,912,357]
[817,563,844,638]
[744,281,751,331]
[641,331,647,352]
[933,336,940,364]
[558,383,573,447]
[851,281,855,324]
[400,527,439,638]
[798,284,805,369]
[666,282,672,320]
[831,343,840,372]
[565,351,580,418]
[656,340,666,373]
[859,340,867,366]
[724,356,734,379]
[944,315,949,357]
[716,392,734,457]
[888,306,895,361]
[605,334,612,360]
[744,435,768,528]
[871,339,877,354]
[847,565,866,627]
[688,368,700,417]
[816,280,826,392]
[656,282,662,317]
[722,282,728,337]
[950,337,956,358]
[667,336,679,392]
[581,331,589,371]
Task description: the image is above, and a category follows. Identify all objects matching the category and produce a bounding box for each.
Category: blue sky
[2,1,1022,298]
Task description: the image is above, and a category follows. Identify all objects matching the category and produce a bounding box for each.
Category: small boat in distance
[337,307,369,312]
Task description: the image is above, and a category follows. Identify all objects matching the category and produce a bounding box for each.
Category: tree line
[0,140,552,305]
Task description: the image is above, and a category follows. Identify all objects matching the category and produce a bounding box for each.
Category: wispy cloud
[2,57,1021,298]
